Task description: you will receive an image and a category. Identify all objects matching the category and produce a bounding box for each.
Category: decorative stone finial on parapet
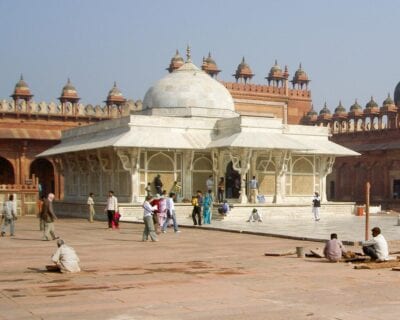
[186,45,192,63]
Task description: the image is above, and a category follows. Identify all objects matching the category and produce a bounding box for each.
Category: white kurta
[52,244,81,273]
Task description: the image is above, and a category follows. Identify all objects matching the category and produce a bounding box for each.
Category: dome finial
[20,74,24,81]
[186,45,192,62]
[275,59,278,65]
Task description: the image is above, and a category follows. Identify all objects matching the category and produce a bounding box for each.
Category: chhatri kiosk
[40,50,358,219]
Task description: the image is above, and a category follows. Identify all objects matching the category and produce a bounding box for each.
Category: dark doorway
[393,180,400,199]
[329,181,335,200]
[225,161,241,199]
[30,158,54,198]
[0,157,15,184]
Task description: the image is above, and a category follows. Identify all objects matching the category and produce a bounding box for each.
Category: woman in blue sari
[203,190,213,224]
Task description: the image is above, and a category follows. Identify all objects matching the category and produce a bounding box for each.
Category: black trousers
[192,206,202,225]
[107,210,115,228]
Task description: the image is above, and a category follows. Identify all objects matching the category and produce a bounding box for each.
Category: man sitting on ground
[217,200,230,216]
[362,227,389,261]
[323,233,346,262]
[247,208,262,222]
[47,239,81,273]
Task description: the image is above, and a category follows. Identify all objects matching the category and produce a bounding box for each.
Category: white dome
[142,61,237,118]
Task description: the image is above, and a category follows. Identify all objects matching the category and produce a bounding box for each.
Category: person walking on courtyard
[105,191,118,229]
[47,239,81,273]
[323,233,346,262]
[362,227,389,261]
[41,193,59,241]
[87,192,95,223]
[154,174,163,195]
[162,192,180,233]
[217,177,225,203]
[37,195,46,231]
[1,195,17,237]
[192,190,203,226]
[142,195,158,242]
[157,191,168,232]
[249,175,259,204]
[247,208,263,222]
[206,175,214,193]
[312,192,321,221]
[203,190,213,224]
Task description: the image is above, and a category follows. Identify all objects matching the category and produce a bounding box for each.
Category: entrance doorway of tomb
[30,158,54,198]
[329,181,335,200]
[0,157,15,184]
[393,179,400,199]
[225,161,241,199]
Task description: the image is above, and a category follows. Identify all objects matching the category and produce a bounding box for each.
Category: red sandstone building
[303,85,400,210]
[0,51,312,214]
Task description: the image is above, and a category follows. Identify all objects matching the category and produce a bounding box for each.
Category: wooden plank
[264,251,296,257]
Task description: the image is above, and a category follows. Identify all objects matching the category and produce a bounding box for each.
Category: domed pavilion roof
[319,102,331,115]
[143,47,236,118]
[11,74,33,99]
[334,101,346,115]
[106,81,126,104]
[365,96,378,110]
[59,78,79,101]
[166,49,185,73]
[350,99,362,112]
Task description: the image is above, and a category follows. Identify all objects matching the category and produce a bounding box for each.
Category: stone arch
[30,158,54,197]
[256,156,276,196]
[192,155,212,194]
[146,151,179,195]
[290,157,314,195]
[0,156,15,184]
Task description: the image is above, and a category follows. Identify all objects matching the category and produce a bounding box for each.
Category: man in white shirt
[362,227,389,261]
[142,195,158,242]
[249,176,259,203]
[161,192,180,233]
[87,193,95,223]
[105,191,118,229]
[1,195,17,236]
[49,239,81,273]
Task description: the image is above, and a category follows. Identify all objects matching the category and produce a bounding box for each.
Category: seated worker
[217,200,230,216]
[323,233,346,262]
[362,227,389,261]
[247,208,262,222]
[47,239,81,273]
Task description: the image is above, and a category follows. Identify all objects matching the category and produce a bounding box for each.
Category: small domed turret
[59,78,80,102]
[334,101,346,115]
[167,50,185,73]
[233,57,254,83]
[383,93,395,107]
[11,74,33,102]
[106,81,126,104]
[365,96,378,110]
[319,102,331,115]
[201,52,221,78]
[350,99,362,112]
[266,60,285,86]
[291,63,310,89]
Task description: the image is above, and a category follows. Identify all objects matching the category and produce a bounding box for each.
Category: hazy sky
[0,0,398,112]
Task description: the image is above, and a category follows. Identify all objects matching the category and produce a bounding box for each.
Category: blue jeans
[362,245,378,260]
[162,210,178,232]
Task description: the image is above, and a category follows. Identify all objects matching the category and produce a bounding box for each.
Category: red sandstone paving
[1,217,400,320]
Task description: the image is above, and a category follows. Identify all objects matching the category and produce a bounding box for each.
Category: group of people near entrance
[323,227,389,262]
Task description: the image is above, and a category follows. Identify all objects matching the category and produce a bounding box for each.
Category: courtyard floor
[1,216,400,320]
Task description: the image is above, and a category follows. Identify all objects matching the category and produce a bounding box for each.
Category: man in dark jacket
[40,193,59,241]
